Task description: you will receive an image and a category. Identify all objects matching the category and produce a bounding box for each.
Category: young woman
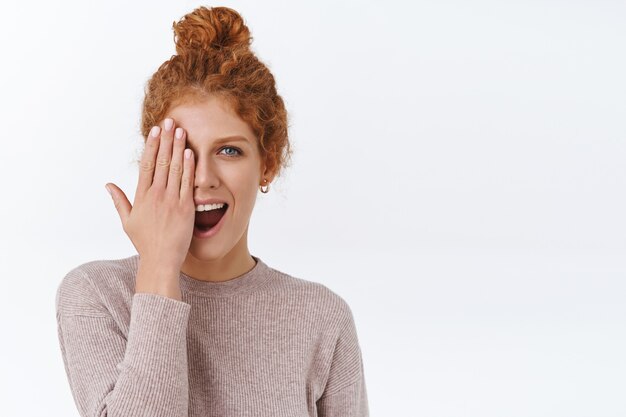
[55,6,369,417]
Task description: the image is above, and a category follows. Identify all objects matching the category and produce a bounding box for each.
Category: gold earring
[260,179,270,193]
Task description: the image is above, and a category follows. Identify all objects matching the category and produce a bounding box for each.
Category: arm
[55,266,191,417]
[316,304,370,417]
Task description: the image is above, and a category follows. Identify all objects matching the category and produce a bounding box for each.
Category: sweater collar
[178,255,274,297]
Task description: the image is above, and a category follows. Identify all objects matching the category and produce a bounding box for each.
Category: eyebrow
[186,135,251,151]
[212,135,250,144]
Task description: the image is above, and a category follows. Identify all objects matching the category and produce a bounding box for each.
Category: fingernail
[150,126,161,137]
[105,184,112,196]
[175,127,183,139]
[164,118,173,131]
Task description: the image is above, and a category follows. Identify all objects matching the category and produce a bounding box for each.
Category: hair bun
[173,6,252,55]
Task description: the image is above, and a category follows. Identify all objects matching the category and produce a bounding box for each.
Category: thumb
[105,183,131,225]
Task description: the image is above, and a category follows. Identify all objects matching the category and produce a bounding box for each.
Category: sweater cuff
[123,293,191,372]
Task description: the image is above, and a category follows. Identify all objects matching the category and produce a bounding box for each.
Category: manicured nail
[175,127,183,139]
[164,118,174,131]
[150,126,161,137]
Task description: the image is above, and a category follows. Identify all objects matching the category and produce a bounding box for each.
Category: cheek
[225,166,259,202]
[227,166,255,185]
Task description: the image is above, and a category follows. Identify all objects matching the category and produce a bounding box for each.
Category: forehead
[166,96,256,145]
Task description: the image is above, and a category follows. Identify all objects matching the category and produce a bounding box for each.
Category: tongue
[195,207,227,229]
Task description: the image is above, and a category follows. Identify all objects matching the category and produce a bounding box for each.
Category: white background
[1,1,625,416]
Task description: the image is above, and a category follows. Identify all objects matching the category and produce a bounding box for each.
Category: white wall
[0,0,624,416]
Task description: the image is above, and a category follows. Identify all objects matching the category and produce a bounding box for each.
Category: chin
[189,219,250,262]
[188,241,228,261]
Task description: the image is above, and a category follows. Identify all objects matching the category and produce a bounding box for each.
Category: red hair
[140,6,292,181]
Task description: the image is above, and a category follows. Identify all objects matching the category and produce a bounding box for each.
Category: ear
[260,163,277,184]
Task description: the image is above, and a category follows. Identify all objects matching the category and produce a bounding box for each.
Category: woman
[55,6,369,417]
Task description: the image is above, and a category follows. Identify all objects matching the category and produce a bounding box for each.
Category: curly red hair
[139,6,292,182]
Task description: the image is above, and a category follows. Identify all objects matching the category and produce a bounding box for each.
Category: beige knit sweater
[55,254,369,417]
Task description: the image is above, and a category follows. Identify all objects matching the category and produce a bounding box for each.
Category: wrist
[135,261,183,301]
[138,256,181,275]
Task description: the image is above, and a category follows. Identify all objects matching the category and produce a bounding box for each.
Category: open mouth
[194,203,228,237]
[194,203,228,232]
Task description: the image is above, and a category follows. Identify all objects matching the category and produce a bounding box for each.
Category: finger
[105,183,132,226]
[167,127,186,196]
[180,146,195,204]
[153,117,175,189]
[136,125,161,197]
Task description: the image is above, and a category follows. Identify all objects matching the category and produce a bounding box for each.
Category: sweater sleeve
[316,303,369,417]
[55,266,192,417]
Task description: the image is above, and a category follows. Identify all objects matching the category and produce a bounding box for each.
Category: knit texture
[55,254,369,417]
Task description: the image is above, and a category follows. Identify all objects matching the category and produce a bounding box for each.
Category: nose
[193,156,220,190]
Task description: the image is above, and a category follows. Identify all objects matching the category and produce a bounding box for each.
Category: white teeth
[196,203,226,212]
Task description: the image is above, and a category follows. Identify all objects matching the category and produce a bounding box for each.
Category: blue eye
[219,146,243,157]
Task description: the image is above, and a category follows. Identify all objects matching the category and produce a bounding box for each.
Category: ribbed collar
[178,255,275,298]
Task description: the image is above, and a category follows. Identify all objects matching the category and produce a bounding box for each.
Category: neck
[180,246,256,283]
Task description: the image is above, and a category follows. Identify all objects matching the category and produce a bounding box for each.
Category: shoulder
[265,265,355,331]
[55,255,139,317]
